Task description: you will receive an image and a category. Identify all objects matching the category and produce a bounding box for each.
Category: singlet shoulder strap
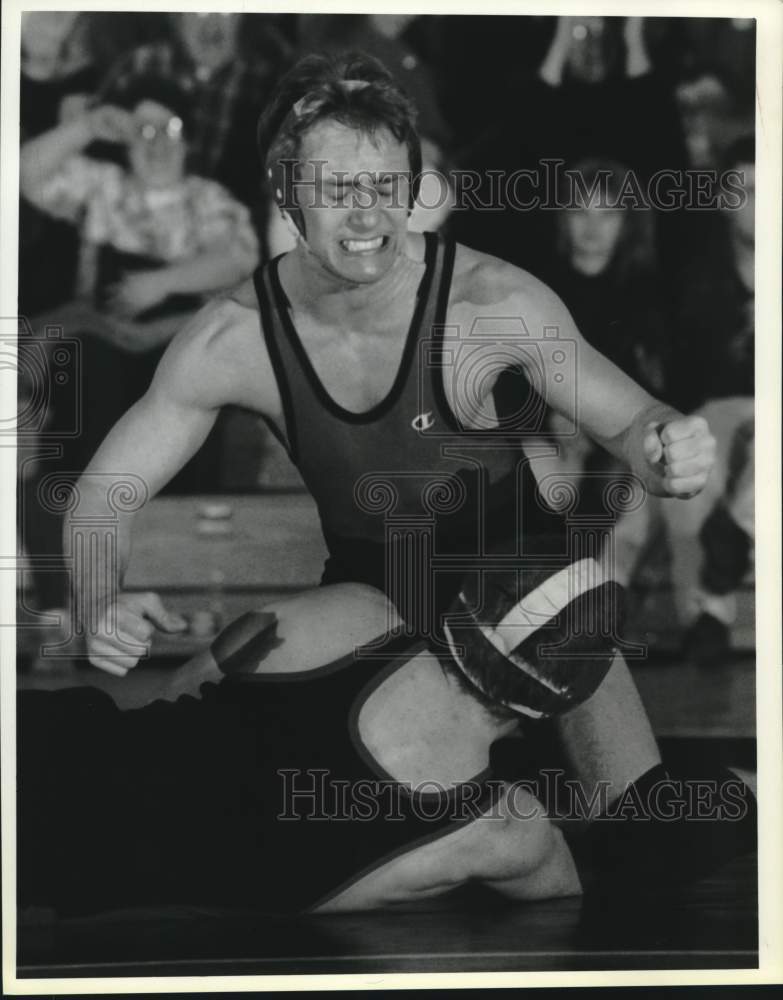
[253,257,300,459]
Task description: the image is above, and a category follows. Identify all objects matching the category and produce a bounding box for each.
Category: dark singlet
[18,632,501,918]
[253,233,566,622]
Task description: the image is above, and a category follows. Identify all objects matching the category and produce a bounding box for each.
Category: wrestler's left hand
[642,415,716,498]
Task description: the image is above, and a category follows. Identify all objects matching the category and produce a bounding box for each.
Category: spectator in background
[672,19,754,174]
[670,136,754,413]
[606,138,755,664]
[20,74,259,484]
[20,12,97,137]
[664,136,754,663]
[105,13,292,216]
[418,15,554,152]
[453,16,687,276]
[20,12,100,318]
[19,11,106,610]
[546,158,670,398]
[501,158,672,520]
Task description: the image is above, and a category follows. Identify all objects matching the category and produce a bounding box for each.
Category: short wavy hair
[257,51,422,210]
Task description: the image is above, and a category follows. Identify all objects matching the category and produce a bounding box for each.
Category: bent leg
[553,652,661,804]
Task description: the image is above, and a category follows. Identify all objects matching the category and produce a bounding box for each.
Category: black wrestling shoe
[683,612,731,666]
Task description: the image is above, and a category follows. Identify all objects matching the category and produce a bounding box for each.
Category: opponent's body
[20,584,581,916]
[20,580,756,918]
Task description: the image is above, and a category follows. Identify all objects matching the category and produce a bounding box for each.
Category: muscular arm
[456,254,714,497]
[65,295,274,669]
[519,280,683,495]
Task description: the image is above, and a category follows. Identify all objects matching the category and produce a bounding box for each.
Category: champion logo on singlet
[411,411,435,432]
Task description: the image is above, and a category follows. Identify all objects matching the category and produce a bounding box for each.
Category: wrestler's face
[566,205,624,274]
[295,120,411,284]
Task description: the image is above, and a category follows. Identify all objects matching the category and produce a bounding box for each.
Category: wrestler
[66,52,716,807]
[19,580,755,917]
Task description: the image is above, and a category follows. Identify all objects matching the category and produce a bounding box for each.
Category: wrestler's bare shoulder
[156,280,279,414]
[450,242,566,329]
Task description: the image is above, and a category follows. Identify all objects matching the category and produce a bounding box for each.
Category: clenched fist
[87,592,188,676]
[643,415,716,498]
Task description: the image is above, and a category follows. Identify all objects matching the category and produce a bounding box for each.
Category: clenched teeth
[341,237,385,252]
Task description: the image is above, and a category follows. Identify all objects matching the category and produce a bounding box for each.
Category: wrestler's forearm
[64,474,135,629]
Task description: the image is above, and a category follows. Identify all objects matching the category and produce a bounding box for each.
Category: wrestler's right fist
[87,592,188,677]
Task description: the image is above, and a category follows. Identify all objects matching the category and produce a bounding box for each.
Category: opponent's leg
[554,651,661,801]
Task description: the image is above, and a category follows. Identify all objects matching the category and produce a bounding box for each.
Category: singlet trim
[305,775,504,914]
[346,643,494,799]
[267,232,439,425]
[429,238,463,434]
[253,263,300,462]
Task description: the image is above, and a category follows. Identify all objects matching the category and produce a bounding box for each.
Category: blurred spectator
[684,417,754,664]
[679,18,755,117]
[545,158,671,398]
[453,16,688,274]
[416,15,554,151]
[669,136,754,413]
[104,13,292,213]
[498,158,672,522]
[20,13,100,318]
[20,75,259,483]
[20,12,96,136]
[15,343,72,639]
[607,137,755,663]
[607,398,754,665]
[673,20,755,171]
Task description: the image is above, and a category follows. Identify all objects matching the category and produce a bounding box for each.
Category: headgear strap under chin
[266,78,417,241]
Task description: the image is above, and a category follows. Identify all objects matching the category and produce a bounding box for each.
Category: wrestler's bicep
[83,344,219,498]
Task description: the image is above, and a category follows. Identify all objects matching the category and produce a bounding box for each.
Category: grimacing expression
[293,119,412,285]
[128,100,187,191]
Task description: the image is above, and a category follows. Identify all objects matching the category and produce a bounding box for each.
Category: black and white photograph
[2,1,781,991]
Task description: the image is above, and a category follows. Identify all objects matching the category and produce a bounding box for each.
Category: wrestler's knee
[486,786,561,876]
